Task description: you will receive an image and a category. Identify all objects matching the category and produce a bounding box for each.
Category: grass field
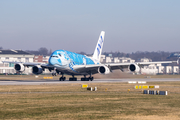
[0,81,180,119]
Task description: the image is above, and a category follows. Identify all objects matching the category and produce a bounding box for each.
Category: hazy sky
[0,0,180,53]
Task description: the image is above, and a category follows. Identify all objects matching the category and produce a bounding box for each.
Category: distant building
[34,55,50,63]
[141,67,158,75]
[173,66,179,74]
[0,49,34,63]
[108,54,112,57]
[106,57,113,63]
[100,55,106,63]
[139,58,152,62]
[100,55,135,63]
[157,66,165,74]
[43,56,50,63]
[166,66,172,74]
[113,57,120,63]
[0,50,34,74]
[119,57,135,63]
[34,55,43,63]
[164,66,179,74]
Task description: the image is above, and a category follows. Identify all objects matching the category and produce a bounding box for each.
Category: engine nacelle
[98,65,110,74]
[14,63,25,72]
[128,63,140,73]
[32,65,43,75]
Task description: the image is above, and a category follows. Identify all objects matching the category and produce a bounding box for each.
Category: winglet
[92,31,105,62]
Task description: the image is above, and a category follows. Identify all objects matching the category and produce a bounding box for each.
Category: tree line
[0,46,179,62]
[26,47,52,56]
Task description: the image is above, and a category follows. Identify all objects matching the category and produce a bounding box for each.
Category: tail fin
[92,31,105,62]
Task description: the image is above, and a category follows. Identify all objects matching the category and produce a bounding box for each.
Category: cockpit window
[58,54,61,57]
[51,56,58,58]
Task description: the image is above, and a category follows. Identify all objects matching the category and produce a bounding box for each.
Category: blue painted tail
[92,31,105,62]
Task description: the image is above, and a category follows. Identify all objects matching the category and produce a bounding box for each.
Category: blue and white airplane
[11,31,175,81]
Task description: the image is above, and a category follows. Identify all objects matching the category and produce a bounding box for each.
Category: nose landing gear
[52,73,57,76]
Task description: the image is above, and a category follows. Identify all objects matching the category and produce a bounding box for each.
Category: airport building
[138,58,152,62]
[100,55,135,63]
[141,65,179,75]
[0,50,34,74]
[0,50,52,74]
[34,55,50,63]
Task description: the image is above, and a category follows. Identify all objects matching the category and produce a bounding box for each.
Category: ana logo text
[97,36,103,57]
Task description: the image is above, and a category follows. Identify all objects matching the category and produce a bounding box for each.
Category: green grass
[0,82,180,119]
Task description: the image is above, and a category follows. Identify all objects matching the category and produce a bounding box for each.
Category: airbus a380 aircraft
[9,31,175,81]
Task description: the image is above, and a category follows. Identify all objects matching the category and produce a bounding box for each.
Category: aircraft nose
[49,56,62,65]
[49,57,54,65]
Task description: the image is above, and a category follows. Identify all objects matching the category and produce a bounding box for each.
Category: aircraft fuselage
[48,50,98,75]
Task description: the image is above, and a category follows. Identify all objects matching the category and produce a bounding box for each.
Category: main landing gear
[81,75,94,81]
[58,74,94,81]
[59,74,66,81]
[69,75,77,81]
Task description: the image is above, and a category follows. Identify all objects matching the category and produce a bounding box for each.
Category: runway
[0,78,180,85]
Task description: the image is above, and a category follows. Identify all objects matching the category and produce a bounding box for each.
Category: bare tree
[26,50,40,55]
[49,49,52,55]
[38,47,49,55]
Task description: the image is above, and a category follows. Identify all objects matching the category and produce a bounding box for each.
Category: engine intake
[32,65,43,75]
[98,66,110,74]
[14,64,25,72]
[129,63,140,73]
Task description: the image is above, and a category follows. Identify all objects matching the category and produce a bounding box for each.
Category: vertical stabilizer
[92,31,105,62]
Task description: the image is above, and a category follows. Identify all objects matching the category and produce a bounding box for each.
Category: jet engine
[128,63,140,73]
[14,63,25,72]
[98,65,110,74]
[32,65,43,74]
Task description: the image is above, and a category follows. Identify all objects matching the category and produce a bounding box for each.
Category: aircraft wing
[2,61,55,73]
[108,61,176,70]
[2,61,55,69]
[3,61,46,67]
[73,61,176,74]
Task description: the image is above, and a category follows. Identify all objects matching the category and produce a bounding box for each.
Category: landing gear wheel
[89,77,94,81]
[52,73,57,76]
[69,77,77,81]
[81,78,89,81]
[59,77,66,81]
[81,78,84,81]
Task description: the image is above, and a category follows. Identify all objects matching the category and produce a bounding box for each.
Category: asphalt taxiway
[0,78,180,85]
